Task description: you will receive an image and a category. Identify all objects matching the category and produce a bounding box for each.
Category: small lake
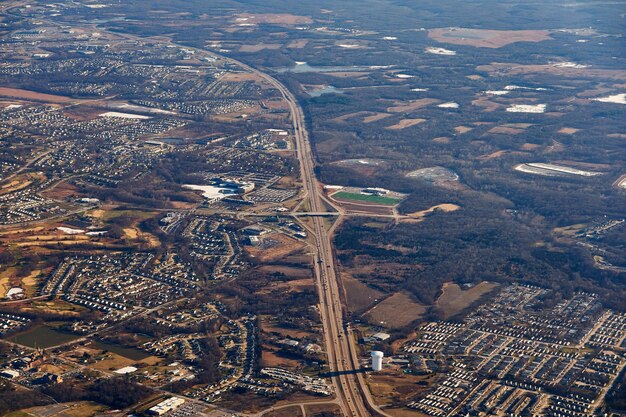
[8,325,80,348]
[275,62,378,73]
[93,340,150,361]
[306,85,344,97]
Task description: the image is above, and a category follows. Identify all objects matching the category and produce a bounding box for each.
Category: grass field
[333,191,401,206]
[363,291,426,328]
[436,281,499,319]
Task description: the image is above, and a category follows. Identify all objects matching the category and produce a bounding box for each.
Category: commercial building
[147,397,186,416]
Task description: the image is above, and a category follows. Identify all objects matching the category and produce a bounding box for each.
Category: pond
[306,85,344,97]
[7,325,80,348]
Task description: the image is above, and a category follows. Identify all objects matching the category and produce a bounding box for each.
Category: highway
[225,59,391,417]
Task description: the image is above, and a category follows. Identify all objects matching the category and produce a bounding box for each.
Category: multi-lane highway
[226,58,391,417]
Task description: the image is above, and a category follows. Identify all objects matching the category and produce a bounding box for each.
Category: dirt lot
[245,233,306,262]
[386,118,426,130]
[428,28,552,48]
[436,281,499,319]
[363,291,426,328]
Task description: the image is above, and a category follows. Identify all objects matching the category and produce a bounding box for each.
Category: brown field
[123,227,138,239]
[553,223,587,237]
[271,278,314,293]
[488,126,525,135]
[387,408,426,417]
[405,203,460,220]
[521,143,541,150]
[219,72,264,83]
[41,181,80,200]
[245,233,306,262]
[479,150,531,160]
[363,291,426,328]
[89,352,135,372]
[342,273,384,313]
[363,112,393,123]
[335,200,395,215]
[436,281,499,319]
[454,125,473,134]
[386,118,426,130]
[558,127,580,134]
[0,179,32,195]
[22,401,108,417]
[368,372,432,406]
[25,299,85,316]
[262,98,290,110]
[0,87,75,103]
[239,43,282,52]
[0,172,45,195]
[331,111,371,123]
[477,63,626,81]
[265,406,304,417]
[471,97,502,112]
[432,136,451,144]
[262,323,315,339]
[478,150,509,160]
[305,404,341,417]
[261,349,302,369]
[259,265,311,279]
[607,133,626,139]
[387,98,440,113]
[235,13,313,25]
[429,28,552,48]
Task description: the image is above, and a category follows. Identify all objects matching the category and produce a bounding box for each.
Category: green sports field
[332,191,401,206]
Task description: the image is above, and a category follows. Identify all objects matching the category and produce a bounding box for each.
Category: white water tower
[371,351,384,371]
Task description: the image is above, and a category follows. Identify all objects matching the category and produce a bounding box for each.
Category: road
[224,58,390,417]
